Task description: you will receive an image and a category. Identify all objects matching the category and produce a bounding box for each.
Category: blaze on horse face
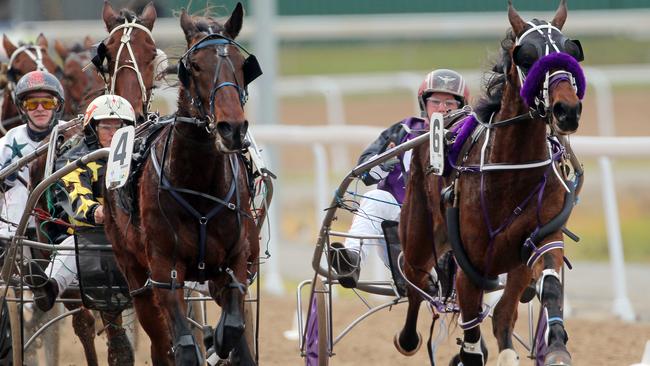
[101,1,157,123]
[180,4,250,153]
[509,0,584,134]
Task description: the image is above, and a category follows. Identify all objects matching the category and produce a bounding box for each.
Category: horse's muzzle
[552,101,582,134]
[216,120,249,152]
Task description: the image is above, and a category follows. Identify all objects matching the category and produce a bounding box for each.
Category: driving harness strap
[149,130,240,283]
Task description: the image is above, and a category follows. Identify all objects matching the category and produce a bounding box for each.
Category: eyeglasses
[96,122,124,131]
[22,97,59,111]
[426,97,461,109]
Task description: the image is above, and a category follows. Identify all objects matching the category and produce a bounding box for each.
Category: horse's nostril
[217,121,233,137]
[553,102,568,121]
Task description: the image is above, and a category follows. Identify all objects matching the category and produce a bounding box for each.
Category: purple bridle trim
[520,52,586,108]
[524,240,564,267]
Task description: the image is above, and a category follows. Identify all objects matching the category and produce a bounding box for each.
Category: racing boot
[328,242,360,288]
[22,260,59,312]
[381,220,407,297]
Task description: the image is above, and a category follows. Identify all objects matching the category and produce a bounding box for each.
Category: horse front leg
[394,259,425,356]
[68,303,99,366]
[491,265,532,366]
[213,249,254,365]
[535,250,571,366]
[454,271,489,366]
[101,310,134,366]
[151,265,203,366]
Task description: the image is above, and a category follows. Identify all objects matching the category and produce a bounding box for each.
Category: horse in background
[104,3,261,365]
[396,1,584,365]
[53,37,105,120]
[1,34,63,135]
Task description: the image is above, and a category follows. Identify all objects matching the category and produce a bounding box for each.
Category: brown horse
[396,1,584,365]
[53,37,105,120]
[1,34,63,134]
[104,3,261,365]
[93,1,158,123]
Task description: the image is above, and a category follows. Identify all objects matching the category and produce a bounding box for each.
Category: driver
[329,69,470,293]
[23,94,135,311]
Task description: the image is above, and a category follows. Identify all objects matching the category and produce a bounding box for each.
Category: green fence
[165,0,650,17]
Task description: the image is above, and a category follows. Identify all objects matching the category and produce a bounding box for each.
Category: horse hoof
[544,349,572,366]
[497,348,519,366]
[393,331,421,356]
[215,323,245,359]
[448,354,461,366]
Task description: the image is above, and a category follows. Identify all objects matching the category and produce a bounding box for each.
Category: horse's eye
[513,43,538,69]
[564,39,584,62]
[190,61,202,72]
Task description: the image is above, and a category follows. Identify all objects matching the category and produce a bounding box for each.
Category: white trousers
[46,235,78,294]
[344,189,401,266]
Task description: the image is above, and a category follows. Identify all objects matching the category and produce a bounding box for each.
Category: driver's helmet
[82,94,136,131]
[15,70,65,119]
[417,69,470,114]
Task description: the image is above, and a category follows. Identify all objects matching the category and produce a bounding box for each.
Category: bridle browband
[178,33,262,131]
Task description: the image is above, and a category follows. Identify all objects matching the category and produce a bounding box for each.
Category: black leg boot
[328,242,360,288]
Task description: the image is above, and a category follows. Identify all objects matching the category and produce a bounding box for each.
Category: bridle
[6,45,63,100]
[176,33,262,133]
[513,20,584,112]
[92,19,155,115]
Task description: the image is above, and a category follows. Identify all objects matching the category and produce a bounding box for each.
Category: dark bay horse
[1,34,63,134]
[396,1,584,365]
[104,3,261,365]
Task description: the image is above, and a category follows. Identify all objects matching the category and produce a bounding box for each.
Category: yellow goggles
[22,97,59,111]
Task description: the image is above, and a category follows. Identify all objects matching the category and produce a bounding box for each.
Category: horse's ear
[102,0,119,31]
[507,1,527,36]
[140,1,157,31]
[83,36,94,50]
[224,2,244,40]
[36,33,48,49]
[180,9,198,44]
[54,40,69,61]
[551,0,567,30]
[2,34,17,57]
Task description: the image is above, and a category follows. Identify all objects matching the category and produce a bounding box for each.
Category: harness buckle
[199,216,208,225]
[170,269,177,279]
[198,262,205,270]
[227,203,236,211]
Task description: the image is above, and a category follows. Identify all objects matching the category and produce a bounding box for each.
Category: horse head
[98,1,157,123]
[508,0,585,134]
[54,37,105,119]
[2,33,62,87]
[178,3,262,153]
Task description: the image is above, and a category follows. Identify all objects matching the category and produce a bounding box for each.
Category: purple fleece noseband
[520,52,586,108]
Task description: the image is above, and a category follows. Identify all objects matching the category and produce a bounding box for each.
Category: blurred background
[1,1,649,359]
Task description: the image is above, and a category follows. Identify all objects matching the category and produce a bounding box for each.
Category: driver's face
[425,92,462,118]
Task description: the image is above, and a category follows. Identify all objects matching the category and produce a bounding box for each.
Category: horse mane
[118,9,141,24]
[192,15,225,34]
[474,29,516,123]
